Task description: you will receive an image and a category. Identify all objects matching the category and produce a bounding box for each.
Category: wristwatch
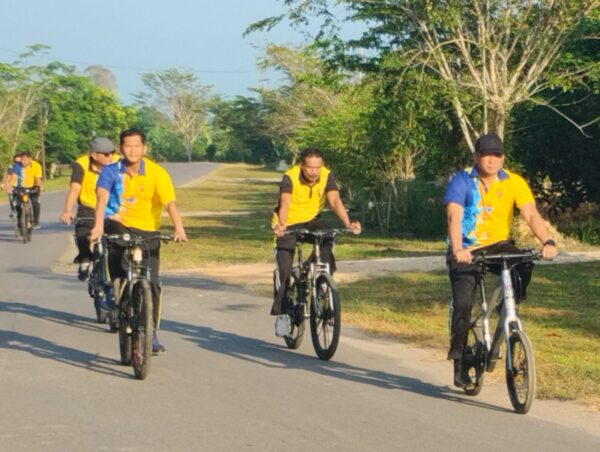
[543,239,556,247]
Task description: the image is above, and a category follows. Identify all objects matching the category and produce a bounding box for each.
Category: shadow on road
[0,329,131,379]
[161,318,510,413]
[0,300,107,334]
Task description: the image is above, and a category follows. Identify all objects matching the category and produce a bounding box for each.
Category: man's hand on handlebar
[453,248,473,264]
[541,242,558,261]
[273,223,286,238]
[59,211,74,225]
[348,221,361,235]
[173,226,188,243]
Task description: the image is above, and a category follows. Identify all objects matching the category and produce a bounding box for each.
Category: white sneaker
[275,314,291,337]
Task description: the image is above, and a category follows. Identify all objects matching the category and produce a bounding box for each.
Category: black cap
[475,133,504,155]
[90,137,115,153]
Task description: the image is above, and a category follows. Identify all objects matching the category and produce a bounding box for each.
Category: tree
[251,0,600,151]
[135,69,214,162]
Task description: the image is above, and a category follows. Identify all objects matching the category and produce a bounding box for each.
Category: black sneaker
[453,359,470,388]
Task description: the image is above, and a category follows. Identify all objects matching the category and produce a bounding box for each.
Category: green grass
[161,163,445,268]
[339,263,600,407]
[43,174,70,192]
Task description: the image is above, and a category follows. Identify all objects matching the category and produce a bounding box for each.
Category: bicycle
[106,233,172,380]
[274,228,351,361]
[12,187,36,243]
[459,250,540,414]
[86,231,115,326]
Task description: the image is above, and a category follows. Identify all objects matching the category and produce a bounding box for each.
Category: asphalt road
[0,162,598,452]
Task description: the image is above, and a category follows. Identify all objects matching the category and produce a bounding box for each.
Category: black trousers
[30,192,40,224]
[271,218,336,316]
[447,241,534,360]
[105,220,162,328]
[73,205,95,263]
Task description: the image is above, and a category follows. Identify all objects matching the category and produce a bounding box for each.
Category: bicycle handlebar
[473,250,542,265]
[102,233,174,244]
[281,228,354,238]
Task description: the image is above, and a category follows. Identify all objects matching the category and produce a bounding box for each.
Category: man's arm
[59,183,82,224]
[326,190,361,234]
[273,192,292,237]
[519,202,558,260]
[89,188,109,242]
[446,202,471,263]
[165,201,187,242]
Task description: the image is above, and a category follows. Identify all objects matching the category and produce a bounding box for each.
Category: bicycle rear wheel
[506,330,536,414]
[283,276,304,349]
[90,262,108,324]
[462,325,486,396]
[115,279,131,364]
[131,279,153,380]
[309,274,341,361]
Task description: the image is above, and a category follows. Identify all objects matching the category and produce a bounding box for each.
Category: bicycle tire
[131,279,153,380]
[462,325,486,396]
[309,274,341,360]
[115,279,132,364]
[506,330,536,414]
[91,262,108,324]
[284,276,304,350]
[20,202,30,243]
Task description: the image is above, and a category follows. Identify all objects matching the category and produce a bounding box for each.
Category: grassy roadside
[165,162,600,408]
[339,264,600,408]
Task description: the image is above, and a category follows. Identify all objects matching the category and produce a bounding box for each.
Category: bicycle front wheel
[284,276,304,350]
[309,274,341,360]
[506,330,536,414]
[115,279,132,364]
[20,203,31,243]
[131,279,153,380]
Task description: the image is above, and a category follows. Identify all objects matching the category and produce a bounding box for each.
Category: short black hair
[300,148,324,163]
[119,128,146,145]
[20,151,32,157]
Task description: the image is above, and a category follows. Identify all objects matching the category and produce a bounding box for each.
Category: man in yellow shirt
[90,128,187,353]
[271,148,361,336]
[13,151,43,228]
[444,133,557,387]
[59,137,118,280]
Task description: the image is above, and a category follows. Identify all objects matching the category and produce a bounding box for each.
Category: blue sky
[1,0,358,104]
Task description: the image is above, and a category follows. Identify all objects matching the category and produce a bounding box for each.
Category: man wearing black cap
[59,137,118,280]
[443,133,557,388]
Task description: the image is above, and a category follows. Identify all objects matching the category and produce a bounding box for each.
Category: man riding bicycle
[271,148,361,336]
[59,137,119,280]
[90,128,187,353]
[18,151,43,228]
[444,133,557,388]
[2,154,23,216]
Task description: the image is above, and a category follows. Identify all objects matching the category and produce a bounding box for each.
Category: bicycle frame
[472,252,539,372]
[291,233,332,320]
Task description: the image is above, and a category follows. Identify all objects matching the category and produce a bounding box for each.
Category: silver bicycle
[460,250,540,414]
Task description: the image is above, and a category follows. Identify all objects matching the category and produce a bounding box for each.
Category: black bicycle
[12,187,36,243]
[274,229,351,360]
[107,233,172,380]
[87,233,114,325]
[460,250,540,414]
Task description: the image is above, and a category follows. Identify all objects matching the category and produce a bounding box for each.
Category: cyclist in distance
[444,133,557,388]
[2,154,23,214]
[271,148,361,335]
[89,128,187,353]
[18,151,43,228]
[59,137,119,280]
